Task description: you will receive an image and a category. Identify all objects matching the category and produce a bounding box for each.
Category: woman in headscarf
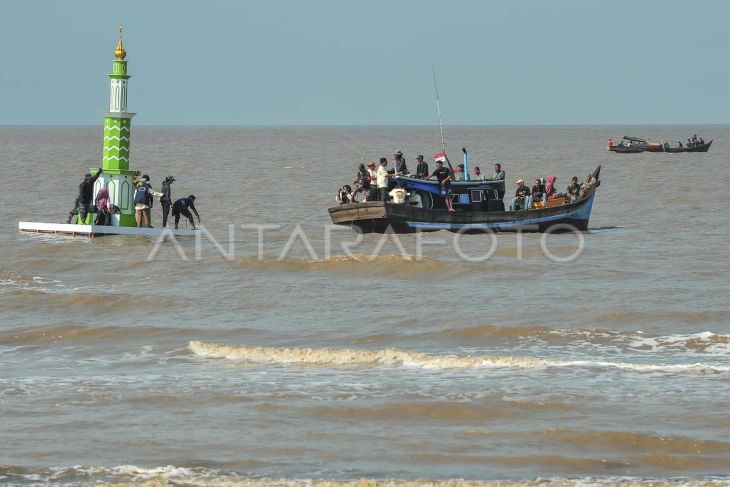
[545,175,557,201]
[95,187,112,225]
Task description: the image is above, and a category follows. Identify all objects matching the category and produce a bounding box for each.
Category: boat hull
[609,139,712,153]
[329,187,597,234]
[608,146,645,153]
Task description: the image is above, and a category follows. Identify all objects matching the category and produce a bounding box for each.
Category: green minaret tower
[91,26,138,227]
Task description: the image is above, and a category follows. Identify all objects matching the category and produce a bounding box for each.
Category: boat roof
[395,175,500,187]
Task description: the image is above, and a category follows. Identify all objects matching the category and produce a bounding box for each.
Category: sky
[1,0,728,125]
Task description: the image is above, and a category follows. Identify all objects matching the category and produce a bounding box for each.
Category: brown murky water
[1,126,729,486]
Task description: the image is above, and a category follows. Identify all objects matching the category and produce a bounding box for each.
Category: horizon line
[2,122,729,128]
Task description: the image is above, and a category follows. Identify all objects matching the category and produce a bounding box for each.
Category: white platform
[18,221,199,237]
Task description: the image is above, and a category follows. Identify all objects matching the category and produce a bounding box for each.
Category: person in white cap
[510,179,531,211]
[133,175,163,228]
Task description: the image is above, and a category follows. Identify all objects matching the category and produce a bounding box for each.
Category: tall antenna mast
[432,66,446,154]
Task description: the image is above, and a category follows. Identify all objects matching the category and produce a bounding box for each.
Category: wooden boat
[608,145,645,154]
[663,140,712,153]
[329,167,601,234]
[607,136,662,153]
[608,136,713,153]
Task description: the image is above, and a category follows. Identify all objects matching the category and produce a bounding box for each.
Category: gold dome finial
[114,24,127,60]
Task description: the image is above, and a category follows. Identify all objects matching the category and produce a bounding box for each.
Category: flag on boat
[434,152,447,163]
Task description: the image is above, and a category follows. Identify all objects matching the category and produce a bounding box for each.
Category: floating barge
[18,222,198,238]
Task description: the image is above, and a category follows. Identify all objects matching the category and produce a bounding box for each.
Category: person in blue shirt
[172,195,200,230]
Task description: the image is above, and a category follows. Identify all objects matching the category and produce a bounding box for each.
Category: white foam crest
[189,341,730,374]
[625,331,730,355]
[562,360,730,374]
[7,466,730,487]
[188,340,553,369]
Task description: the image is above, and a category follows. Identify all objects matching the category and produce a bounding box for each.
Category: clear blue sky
[2,0,727,125]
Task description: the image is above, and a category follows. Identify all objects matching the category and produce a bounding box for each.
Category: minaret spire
[115,24,127,60]
[91,25,139,227]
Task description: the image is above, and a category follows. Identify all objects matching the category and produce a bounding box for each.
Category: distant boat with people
[661,139,713,153]
[606,135,712,153]
[607,136,664,153]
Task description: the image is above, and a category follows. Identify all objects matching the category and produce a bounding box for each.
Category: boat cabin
[392,176,506,212]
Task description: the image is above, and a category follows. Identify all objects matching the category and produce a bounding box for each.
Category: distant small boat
[608,145,645,154]
[607,136,663,153]
[662,140,713,153]
[607,136,712,153]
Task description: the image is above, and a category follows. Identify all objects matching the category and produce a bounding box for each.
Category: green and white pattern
[93,39,139,227]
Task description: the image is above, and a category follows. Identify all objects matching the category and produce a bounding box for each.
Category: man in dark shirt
[415,155,428,179]
[393,150,408,175]
[159,175,175,227]
[531,178,546,207]
[510,179,531,211]
[172,195,200,230]
[77,168,103,224]
[426,160,454,212]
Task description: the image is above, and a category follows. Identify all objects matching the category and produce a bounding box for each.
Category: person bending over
[172,195,200,230]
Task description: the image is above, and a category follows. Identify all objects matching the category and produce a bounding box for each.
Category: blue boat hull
[329,186,597,234]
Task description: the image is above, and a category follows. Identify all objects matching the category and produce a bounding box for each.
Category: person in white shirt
[389,182,407,204]
[473,166,485,181]
[366,161,379,201]
[376,158,392,201]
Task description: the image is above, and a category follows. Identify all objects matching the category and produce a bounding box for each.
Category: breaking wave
[188,341,730,373]
[189,340,550,368]
[358,324,730,355]
[1,465,729,487]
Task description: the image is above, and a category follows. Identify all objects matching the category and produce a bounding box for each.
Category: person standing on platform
[94,187,113,225]
[160,175,175,227]
[76,168,103,224]
[133,176,162,228]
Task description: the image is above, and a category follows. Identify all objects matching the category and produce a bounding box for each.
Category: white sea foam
[625,331,730,354]
[3,465,730,487]
[188,341,730,374]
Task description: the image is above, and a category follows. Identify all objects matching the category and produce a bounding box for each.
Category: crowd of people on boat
[510,176,581,210]
[335,151,585,212]
[679,134,706,148]
[68,169,201,229]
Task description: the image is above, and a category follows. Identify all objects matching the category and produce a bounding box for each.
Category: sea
[1,126,729,487]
